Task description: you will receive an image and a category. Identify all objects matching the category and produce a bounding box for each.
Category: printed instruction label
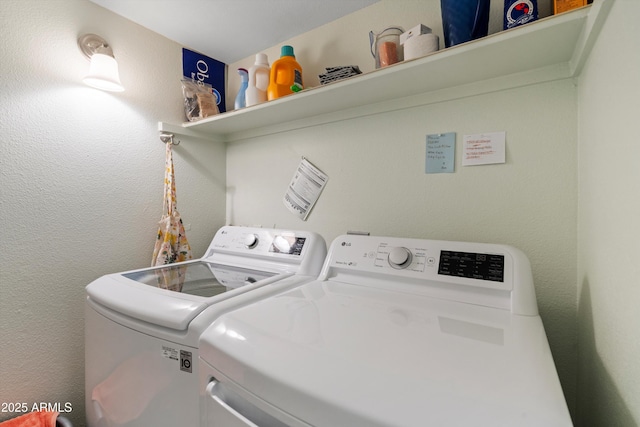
[162,345,179,361]
[426,133,456,174]
[284,158,329,221]
[462,131,506,166]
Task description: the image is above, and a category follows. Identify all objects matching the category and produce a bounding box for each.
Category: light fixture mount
[77,33,124,92]
[78,34,114,59]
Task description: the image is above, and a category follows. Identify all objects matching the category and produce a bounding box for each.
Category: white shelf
[161,2,609,142]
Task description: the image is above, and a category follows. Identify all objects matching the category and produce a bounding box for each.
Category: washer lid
[121,261,276,296]
[200,280,572,426]
[86,261,283,330]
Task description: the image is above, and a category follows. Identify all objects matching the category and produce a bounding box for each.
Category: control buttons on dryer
[244,234,259,249]
[388,247,413,269]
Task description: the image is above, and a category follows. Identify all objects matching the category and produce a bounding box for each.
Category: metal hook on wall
[159,132,180,146]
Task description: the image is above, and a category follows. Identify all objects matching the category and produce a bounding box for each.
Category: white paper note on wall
[462,131,506,166]
[283,158,329,220]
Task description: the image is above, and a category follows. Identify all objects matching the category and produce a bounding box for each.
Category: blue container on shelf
[504,0,538,30]
[440,0,490,48]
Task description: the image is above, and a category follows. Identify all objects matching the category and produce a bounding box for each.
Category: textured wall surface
[225,79,580,415]
[0,1,226,424]
[2,0,637,426]
[577,0,640,425]
[226,0,580,417]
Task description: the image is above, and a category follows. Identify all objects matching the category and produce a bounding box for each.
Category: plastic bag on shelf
[181,78,219,122]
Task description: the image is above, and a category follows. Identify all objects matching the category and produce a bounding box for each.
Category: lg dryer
[85,226,326,427]
[199,234,572,426]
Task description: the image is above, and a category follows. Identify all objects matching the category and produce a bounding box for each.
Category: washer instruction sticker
[162,345,179,361]
[162,346,193,373]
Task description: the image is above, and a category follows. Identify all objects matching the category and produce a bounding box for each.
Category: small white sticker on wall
[462,131,506,166]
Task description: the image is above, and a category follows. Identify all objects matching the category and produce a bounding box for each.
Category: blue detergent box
[182,48,227,113]
[504,0,538,30]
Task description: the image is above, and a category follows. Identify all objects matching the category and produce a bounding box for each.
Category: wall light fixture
[77,34,124,92]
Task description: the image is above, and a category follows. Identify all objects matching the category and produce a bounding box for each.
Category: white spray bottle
[234,68,249,110]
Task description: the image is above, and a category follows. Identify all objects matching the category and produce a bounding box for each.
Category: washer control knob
[388,247,412,269]
[244,234,259,249]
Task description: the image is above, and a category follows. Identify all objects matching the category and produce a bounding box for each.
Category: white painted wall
[226,83,581,415]
[2,0,638,425]
[227,0,579,418]
[0,1,225,424]
[577,0,640,425]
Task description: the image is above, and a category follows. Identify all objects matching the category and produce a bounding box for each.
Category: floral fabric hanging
[152,140,192,272]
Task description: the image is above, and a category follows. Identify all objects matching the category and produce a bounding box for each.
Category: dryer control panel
[438,250,505,282]
[374,242,431,272]
[321,234,536,315]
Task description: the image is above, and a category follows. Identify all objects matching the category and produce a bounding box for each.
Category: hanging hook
[159,132,180,146]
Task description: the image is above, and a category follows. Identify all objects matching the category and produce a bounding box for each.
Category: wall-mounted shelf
[160,1,609,142]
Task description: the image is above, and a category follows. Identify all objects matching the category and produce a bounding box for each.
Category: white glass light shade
[83,53,124,92]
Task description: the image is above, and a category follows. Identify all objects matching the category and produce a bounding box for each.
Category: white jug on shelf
[246,53,270,107]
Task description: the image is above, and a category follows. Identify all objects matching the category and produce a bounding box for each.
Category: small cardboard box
[554,0,587,14]
[182,48,227,113]
[400,24,432,45]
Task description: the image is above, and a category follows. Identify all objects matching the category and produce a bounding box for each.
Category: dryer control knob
[388,247,412,269]
[244,234,259,249]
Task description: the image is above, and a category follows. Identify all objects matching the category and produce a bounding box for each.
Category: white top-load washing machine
[84,226,326,427]
[198,234,573,426]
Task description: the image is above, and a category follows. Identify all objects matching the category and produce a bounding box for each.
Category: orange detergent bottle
[267,45,303,100]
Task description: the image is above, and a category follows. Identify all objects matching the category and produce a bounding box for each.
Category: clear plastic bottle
[246,53,270,107]
[267,45,303,101]
[234,68,248,110]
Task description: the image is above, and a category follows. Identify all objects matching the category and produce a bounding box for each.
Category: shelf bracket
[569,0,613,76]
[157,121,224,143]
[159,132,179,145]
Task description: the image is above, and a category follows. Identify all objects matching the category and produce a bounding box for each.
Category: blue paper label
[426,133,456,174]
[182,48,227,113]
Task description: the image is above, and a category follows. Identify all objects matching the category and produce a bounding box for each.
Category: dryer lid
[200,279,572,426]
